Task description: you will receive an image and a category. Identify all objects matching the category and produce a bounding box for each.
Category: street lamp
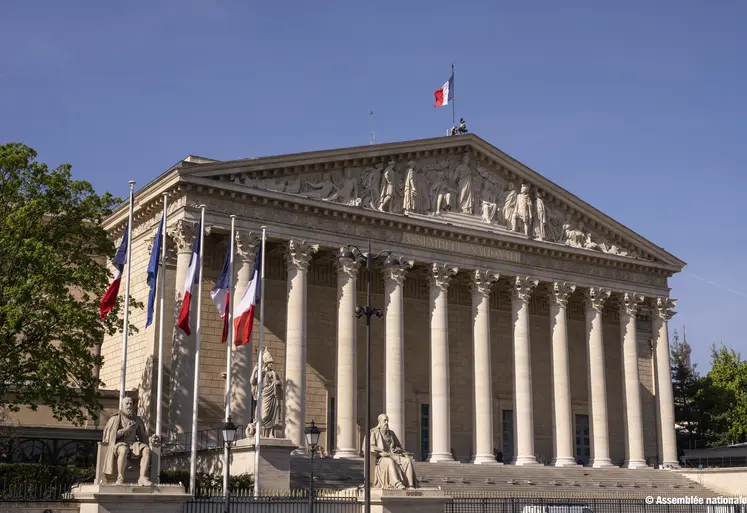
[305,420,323,513]
[220,417,238,513]
[347,239,390,513]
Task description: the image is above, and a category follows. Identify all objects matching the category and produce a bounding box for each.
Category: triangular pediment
[180,134,684,269]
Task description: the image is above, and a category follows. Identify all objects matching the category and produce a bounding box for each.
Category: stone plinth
[365,488,447,513]
[71,483,190,513]
[161,437,296,491]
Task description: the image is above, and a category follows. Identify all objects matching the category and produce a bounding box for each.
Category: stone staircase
[290,458,718,499]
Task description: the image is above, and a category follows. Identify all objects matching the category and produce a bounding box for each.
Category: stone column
[230,232,260,427]
[653,297,679,468]
[166,219,197,438]
[511,276,540,466]
[471,270,500,464]
[284,240,318,454]
[428,263,458,462]
[334,248,361,459]
[549,282,578,467]
[383,256,413,448]
[619,293,647,469]
[584,287,614,468]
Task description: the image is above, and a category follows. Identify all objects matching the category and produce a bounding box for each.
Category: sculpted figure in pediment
[509,183,534,236]
[327,168,360,206]
[430,158,456,215]
[403,160,430,214]
[480,179,500,224]
[454,154,474,214]
[534,191,547,240]
[305,172,337,201]
[360,162,384,210]
[378,161,402,213]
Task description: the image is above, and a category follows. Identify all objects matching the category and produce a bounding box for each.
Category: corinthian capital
[551,282,576,307]
[654,297,677,321]
[429,263,458,291]
[168,219,196,253]
[620,292,646,317]
[511,276,539,304]
[285,239,318,271]
[584,287,612,313]
[383,255,414,286]
[471,270,500,298]
[235,231,261,263]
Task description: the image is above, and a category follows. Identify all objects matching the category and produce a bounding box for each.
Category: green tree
[670,330,705,452]
[0,143,125,425]
[707,344,747,445]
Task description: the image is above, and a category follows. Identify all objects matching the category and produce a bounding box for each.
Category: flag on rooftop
[433,72,454,107]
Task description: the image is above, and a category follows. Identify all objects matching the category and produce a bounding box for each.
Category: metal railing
[164,425,249,454]
[185,488,358,513]
[0,476,80,502]
[683,456,747,469]
[446,498,747,513]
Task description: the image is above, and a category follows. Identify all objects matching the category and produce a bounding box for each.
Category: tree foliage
[0,143,122,425]
[671,332,747,452]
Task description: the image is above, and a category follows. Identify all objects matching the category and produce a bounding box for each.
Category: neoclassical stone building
[99,134,684,470]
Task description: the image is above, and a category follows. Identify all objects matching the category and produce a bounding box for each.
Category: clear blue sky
[2,1,745,371]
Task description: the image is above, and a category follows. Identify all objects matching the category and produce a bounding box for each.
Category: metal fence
[164,425,250,454]
[446,498,747,513]
[185,488,359,513]
[0,476,78,502]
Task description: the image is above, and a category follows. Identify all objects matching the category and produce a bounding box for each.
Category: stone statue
[454,154,474,214]
[511,183,533,236]
[431,159,456,215]
[534,191,547,240]
[360,163,384,210]
[369,414,417,489]
[502,182,516,226]
[327,168,360,206]
[403,161,429,214]
[305,173,337,200]
[378,161,399,213]
[250,348,283,438]
[101,396,153,486]
[480,180,499,224]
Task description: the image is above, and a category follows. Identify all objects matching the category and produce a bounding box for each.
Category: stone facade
[98,134,684,469]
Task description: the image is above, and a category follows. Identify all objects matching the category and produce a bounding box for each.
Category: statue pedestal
[161,437,296,492]
[364,488,448,513]
[71,483,191,513]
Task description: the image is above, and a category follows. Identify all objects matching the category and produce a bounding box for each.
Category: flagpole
[451,63,455,127]
[154,192,168,481]
[223,215,236,498]
[119,180,135,407]
[253,226,267,498]
[189,205,207,496]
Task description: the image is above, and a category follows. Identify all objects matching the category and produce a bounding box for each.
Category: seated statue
[101,396,153,486]
[369,414,417,489]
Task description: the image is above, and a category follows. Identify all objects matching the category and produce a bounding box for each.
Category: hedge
[160,469,253,493]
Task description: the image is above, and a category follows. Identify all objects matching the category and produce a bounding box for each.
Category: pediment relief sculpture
[229,152,644,261]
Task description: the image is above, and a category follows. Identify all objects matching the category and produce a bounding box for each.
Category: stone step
[289,458,717,498]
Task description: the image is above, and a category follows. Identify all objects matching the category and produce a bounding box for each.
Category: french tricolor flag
[433,72,454,107]
[99,224,129,320]
[233,245,262,347]
[176,221,202,335]
[210,247,231,343]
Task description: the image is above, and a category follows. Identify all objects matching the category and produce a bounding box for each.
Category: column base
[333,449,361,459]
[624,459,649,469]
[472,455,502,465]
[428,453,459,463]
[590,458,616,468]
[551,457,581,467]
[513,455,542,466]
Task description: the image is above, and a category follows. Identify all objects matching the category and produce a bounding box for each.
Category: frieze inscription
[402,233,522,263]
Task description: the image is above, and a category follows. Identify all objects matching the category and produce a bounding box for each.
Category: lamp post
[304,420,323,513]
[220,417,238,513]
[347,239,390,513]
